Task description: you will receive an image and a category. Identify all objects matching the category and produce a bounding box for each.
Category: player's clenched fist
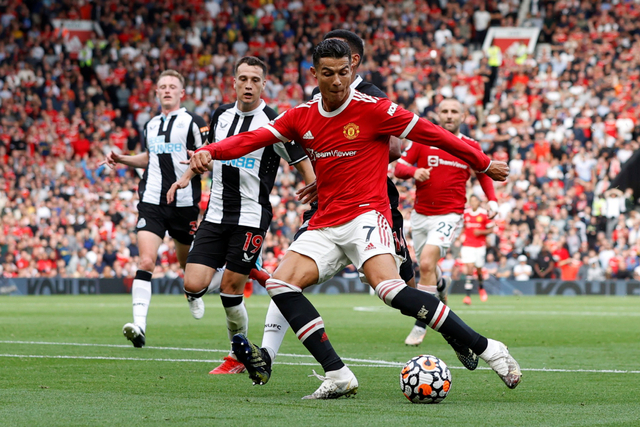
[190,150,212,174]
[484,161,509,182]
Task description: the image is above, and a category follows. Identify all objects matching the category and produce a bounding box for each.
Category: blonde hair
[157,69,185,88]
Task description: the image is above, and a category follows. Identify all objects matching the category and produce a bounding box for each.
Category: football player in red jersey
[394,98,498,343]
[461,194,495,304]
[190,40,521,398]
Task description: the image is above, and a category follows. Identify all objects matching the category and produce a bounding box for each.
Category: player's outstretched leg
[266,278,358,399]
[376,279,521,388]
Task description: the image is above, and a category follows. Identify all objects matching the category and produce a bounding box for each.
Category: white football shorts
[411,211,464,260]
[460,245,487,268]
[289,210,402,284]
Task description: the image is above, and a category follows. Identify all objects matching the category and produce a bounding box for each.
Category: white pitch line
[1,341,640,374]
[0,340,399,366]
[1,354,640,373]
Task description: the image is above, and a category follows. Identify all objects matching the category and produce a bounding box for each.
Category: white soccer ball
[400,355,452,404]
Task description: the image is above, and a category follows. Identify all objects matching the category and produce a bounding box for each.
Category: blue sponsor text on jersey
[148,143,183,154]
[219,157,256,169]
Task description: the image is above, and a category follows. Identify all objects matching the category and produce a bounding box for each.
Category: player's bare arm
[99,151,149,169]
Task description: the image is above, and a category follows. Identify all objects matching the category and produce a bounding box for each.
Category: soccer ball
[400,355,452,404]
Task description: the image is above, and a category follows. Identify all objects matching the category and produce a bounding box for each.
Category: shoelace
[308,370,329,382]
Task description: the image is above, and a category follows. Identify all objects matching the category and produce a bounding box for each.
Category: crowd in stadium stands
[1,0,640,283]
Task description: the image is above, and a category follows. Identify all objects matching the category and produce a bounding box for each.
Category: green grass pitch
[1,294,639,426]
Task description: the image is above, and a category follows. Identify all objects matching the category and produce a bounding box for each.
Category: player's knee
[138,256,156,273]
[265,279,302,298]
[419,257,437,275]
[183,274,207,294]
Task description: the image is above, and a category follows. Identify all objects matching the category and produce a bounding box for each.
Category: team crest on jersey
[137,218,146,228]
[477,216,483,222]
[343,123,360,140]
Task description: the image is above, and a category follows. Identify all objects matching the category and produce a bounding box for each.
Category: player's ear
[310,66,317,79]
[352,53,360,68]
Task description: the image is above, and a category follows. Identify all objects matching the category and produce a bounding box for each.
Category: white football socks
[261,299,290,361]
[132,273,152,332]
[221,293,248,343]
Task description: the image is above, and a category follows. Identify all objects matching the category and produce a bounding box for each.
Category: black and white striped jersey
[139,108,209,207]
[205,100,307,230]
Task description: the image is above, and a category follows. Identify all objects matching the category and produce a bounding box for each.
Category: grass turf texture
[1,294,639,426]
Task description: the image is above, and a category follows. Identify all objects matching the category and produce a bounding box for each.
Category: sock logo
[320,332,329,343]
[264,323,282,330]
[416,306,429,320]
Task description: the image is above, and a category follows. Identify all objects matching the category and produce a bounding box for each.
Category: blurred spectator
[1,0,639,282]
[513,255,533,281]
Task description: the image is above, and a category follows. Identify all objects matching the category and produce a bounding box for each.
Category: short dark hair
[312,39,351,68]
[235,56,268,77]
[323,30,364,63]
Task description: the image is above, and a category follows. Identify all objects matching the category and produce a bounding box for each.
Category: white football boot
[404,325,427,346]
[479,339,522,389]
[186,295,205,320]
[302,367,358,399]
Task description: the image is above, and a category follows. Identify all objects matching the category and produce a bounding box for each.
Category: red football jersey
[394,134,496,216]
[199,89,490,229]
[462,208,494,248]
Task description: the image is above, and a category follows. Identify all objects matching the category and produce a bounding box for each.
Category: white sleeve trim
[397,158,412,166]
[399,114,419,139]
[479,160,492,174]
[265,124,289,143]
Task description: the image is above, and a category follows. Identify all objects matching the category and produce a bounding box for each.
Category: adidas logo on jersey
[302,131,314,139]
[365,243,376,251]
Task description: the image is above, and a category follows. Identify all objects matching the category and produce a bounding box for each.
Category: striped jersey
[139,107,208,207]
[204,100,307,229]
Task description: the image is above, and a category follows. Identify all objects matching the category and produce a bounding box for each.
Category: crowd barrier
[1,277,639,296]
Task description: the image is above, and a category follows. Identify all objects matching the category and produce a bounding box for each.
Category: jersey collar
[350,74,363,89]
[317,87,355,118]
[160,107,186,120]
[234,99,266,117]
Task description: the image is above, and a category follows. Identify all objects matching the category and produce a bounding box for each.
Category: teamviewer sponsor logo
[306,148,357,162]
[427,155,468,169]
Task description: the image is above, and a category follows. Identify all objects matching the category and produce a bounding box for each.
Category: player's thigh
[287,228,347,285]
[272,250,322,289]
[167,205,199,246]
[186,221,230,270]
[361,253,402,288]
[225,226,266,275]
[339,211,402,278]
[136,230,163,264]
[184,262,216,292]
[173,240,191,269]
[418,244,441,272]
